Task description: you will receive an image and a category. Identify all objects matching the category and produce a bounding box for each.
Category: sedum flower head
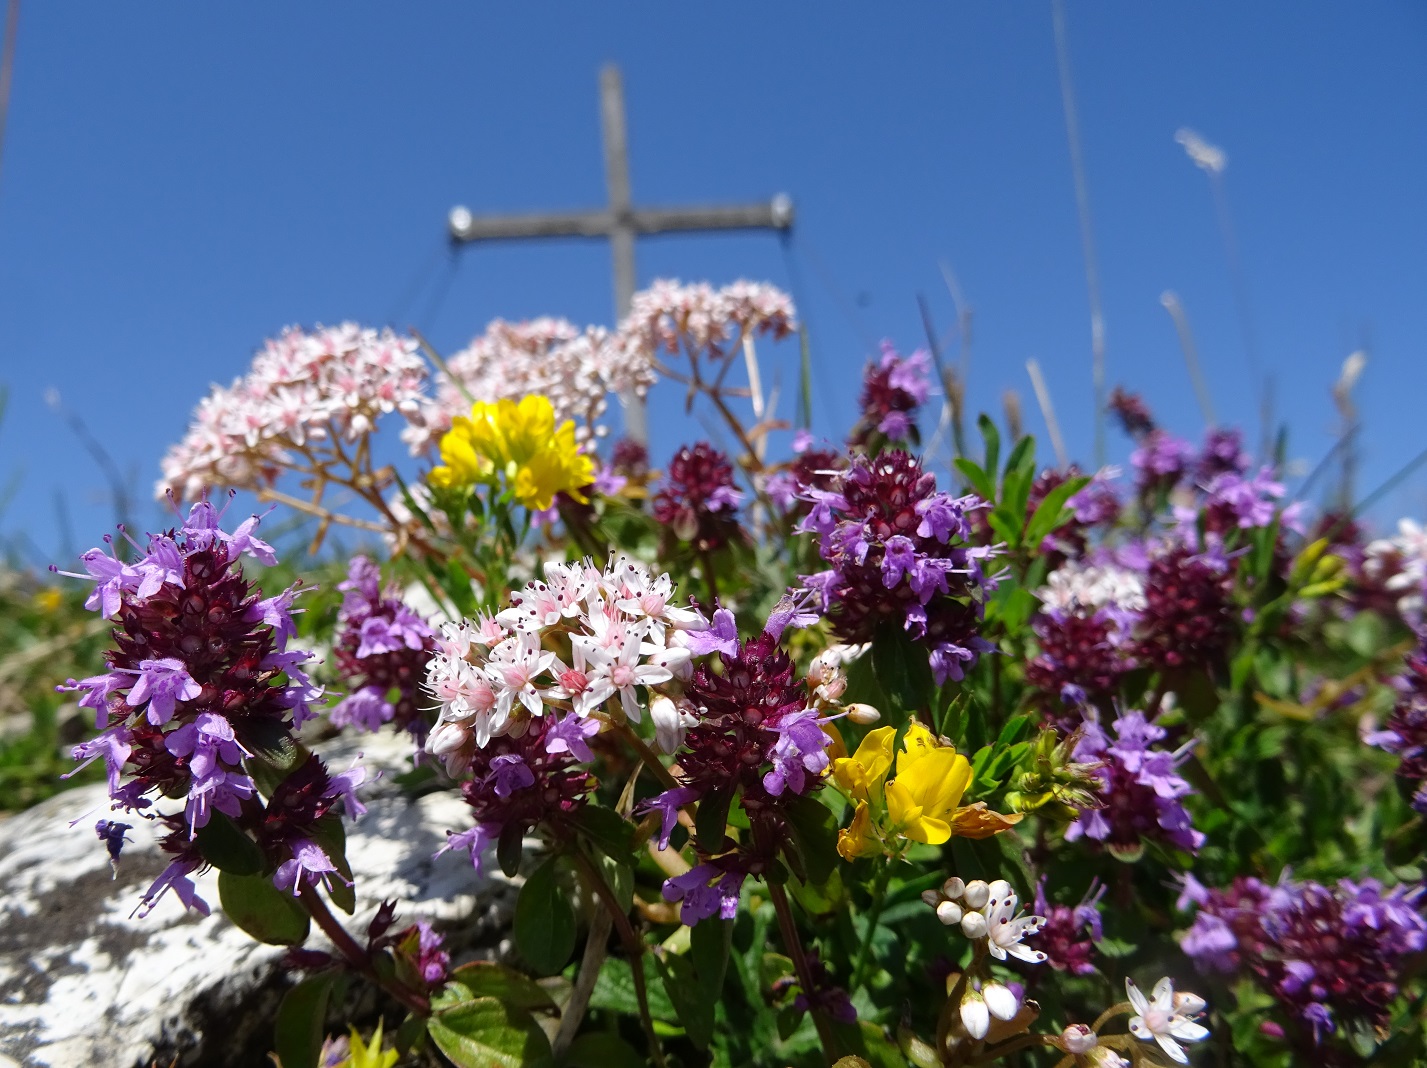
[429,394,595,512]
[1126,977,1209,1065]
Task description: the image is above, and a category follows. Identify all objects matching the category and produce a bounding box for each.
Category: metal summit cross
[446,64,795,444]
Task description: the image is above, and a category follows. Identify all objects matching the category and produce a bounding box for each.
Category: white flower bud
[427,720,469,756]
[960,909,988,939]
[1174,991,1207,1016]
[844,702,880,725]
[982,981,1019,1021]
[1059,1024,1098,1054]
[921,889,942,908]
[959,989,990,1039]
[962,880,990,910]
[650,695,695,755]
[942,876,965,900]
[936,901,964,926]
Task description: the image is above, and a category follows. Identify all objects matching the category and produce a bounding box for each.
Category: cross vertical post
[598,64,645,443]
[447,64,795,446]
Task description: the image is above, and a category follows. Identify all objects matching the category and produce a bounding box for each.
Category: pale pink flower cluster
[424,554,709,775]
[614,279,797,366]
[404,317,657,453]
[158,324,428,500]
[1363,519,1427,623]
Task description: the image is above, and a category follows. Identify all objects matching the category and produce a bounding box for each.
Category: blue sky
[1,3,1424,561]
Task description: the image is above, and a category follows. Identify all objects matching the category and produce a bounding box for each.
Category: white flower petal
[960,994,989,1039]
[1125,979,1149,1016]
[1154,1034,1188,1065]
[1168,1019,1209,1043]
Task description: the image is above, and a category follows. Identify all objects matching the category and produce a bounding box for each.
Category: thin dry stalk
[1026,358,1069,467]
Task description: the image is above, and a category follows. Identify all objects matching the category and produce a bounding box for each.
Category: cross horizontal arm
[448,197,794,244]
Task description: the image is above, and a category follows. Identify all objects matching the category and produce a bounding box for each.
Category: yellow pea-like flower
[831,725,897,802]
[837,800,877,860]
[885,746,973,845]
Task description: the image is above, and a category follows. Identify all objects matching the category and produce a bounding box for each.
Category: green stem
[569,850,669,1068]
[850,858,894,992]
[768,882,838,1064]
[300,885,430,1017]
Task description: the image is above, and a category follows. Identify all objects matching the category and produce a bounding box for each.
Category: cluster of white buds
[805,645,879,724]
[923,877,1048,963]
[957,976,1023,1041]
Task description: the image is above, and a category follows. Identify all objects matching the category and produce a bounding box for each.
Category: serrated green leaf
[514,857,576,976]
[783,792,840,887]
[427,996,553,1068]
[218,869,310,946]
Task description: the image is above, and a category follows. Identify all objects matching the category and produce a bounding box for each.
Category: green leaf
[193,811,263,875]
[439,961,558,1013]
[273,974,335,1068]
[515,857,576,975]
[653,949,716,1050]
[995,713,1033,748]
[596,852,634,913]
[445,558,479,618]
[695,787,733,853]
[308,814,356,915]
[978,414,1001,478]
[427,996,554,1068]
[395,1013,427,1056]
[497,821,525,878]
[588,957,678,1022]
[1024,474,1090,548]
[1002,434,1035,483]
[218,870,311,946]
[562,1032,645,1068]
[568,806,634,860]
[953,458,995,501]
[242,720,311,799]
[871,625,935,714]
[691,917,733,1007]
[783,792,840,887]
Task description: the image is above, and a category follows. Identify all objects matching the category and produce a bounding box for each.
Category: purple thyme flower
[798,450,998,685]
[763,709,832,797]
[652,442,744,550]
[274,838,349,897]
[1181,876,1427,1046]
[1367,636,1427,814]
[663,861,747,925]
[331,555,436,744]
[1064,710,1204,859]
[849,341,932,448]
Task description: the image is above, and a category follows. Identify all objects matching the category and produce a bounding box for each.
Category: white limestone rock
[0,732,511,1068]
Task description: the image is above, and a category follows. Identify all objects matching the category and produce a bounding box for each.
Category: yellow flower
[337,1020,399,1068]
[837,800,877,859]
[831,725,896,802]
[884,746,973,845]
[832,720,1022,859]
[429,395,594,512]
